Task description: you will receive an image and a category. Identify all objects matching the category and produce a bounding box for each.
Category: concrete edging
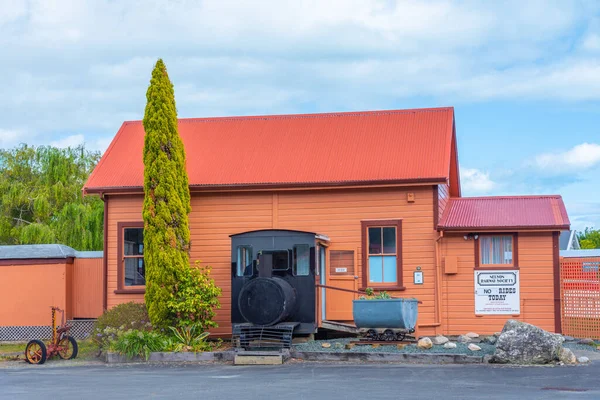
[105,351,235,364]
[290,350,484,364]
[105,350,484,365]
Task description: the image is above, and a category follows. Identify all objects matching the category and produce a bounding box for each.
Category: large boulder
[491,320,564,364]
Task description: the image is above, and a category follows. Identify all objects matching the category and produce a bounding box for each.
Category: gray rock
[481,336,497,345]
[578,338,595,346]
[558,347,577,364]
[468,343,481,351]
[483,354,493,363]
[490,320,564,365]
[466,332,479,339]
[431,335,449,345]
[562,335,575,342]
[457,335,472,343]
[443,342,457,349]
[577,356,590,364]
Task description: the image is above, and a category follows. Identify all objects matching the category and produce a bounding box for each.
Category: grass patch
[0,342,27,355]
[0,339,100,362]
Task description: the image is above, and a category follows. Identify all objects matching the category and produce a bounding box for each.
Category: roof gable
[84,107,456,193]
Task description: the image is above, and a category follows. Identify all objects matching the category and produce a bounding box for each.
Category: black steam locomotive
[231,230,325,346]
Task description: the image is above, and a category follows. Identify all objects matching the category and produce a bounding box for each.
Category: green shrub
[109,329,169,360]
[166,262,222,329]
[359,288,392,300]
[93,302,150,350]
[167,323,211,352]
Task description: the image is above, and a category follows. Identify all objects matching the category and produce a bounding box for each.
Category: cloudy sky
[1,0,599,230]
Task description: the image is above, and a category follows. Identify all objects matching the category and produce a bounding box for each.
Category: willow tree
[0,144,103,250]
[142,59,192,327]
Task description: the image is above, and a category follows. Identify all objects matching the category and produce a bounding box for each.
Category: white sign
[474,270,520,315]
[413,271,423,284]
[335,267,347,273]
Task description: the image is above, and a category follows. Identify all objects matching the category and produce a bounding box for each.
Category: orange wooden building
[83,107,570,337]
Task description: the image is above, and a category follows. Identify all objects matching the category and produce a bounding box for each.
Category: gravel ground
[564,342,600,352]
[293,338,496,355]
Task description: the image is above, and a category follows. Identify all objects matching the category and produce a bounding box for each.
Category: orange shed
[83,107,570,337]
[0,245,103,341]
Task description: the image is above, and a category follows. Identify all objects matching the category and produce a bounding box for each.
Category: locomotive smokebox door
[231,229,328,335]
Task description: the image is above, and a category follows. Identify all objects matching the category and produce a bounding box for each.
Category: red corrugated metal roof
[83,107,455,192]
[438,196,570,231]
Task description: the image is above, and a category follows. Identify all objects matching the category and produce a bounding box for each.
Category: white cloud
[460,168,496,194]
[0,0,599,149]
[534,143,600,171]
[582,33,600,52]
[0,128,23,148]
[50,134,85,149]
[88,136,112,153]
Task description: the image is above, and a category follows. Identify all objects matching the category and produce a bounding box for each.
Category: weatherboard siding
[277,186,438,336]
[105,195,145,311]
[440,232,555,334]
[0,262,69,326]
[105,190,558,337]
[105,186,439,336]
[72,257,104,319]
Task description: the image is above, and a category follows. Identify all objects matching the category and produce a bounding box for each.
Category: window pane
[382,255,397,283]
[237,246,253,277]
[368,256,383,283]
[481,236,513,265]
[480,237,491,264]
[124,257,145,286]
[491,237,502,264]
[368,227,382,254]
[124,228,143,255]
[383,227,396,254]
[263,250,289,271]
[293,245,310,276]
[502,236,512,264]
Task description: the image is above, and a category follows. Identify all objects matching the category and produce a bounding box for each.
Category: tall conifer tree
[142,59,191,327]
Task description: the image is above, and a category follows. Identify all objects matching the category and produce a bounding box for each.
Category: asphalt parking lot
[1,361,599,400]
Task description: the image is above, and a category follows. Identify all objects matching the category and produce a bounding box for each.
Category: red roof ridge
[120,106,454,125]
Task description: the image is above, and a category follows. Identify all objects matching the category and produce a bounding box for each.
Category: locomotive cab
[231,229,328,336]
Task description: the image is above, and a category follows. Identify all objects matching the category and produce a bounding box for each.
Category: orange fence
[560,257,600,339]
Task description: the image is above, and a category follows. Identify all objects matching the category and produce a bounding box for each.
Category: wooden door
[325,250,358,321]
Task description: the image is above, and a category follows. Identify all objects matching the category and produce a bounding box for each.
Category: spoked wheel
[58,335,78,360]
[383,329,395,341]
[25,339,47,364]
